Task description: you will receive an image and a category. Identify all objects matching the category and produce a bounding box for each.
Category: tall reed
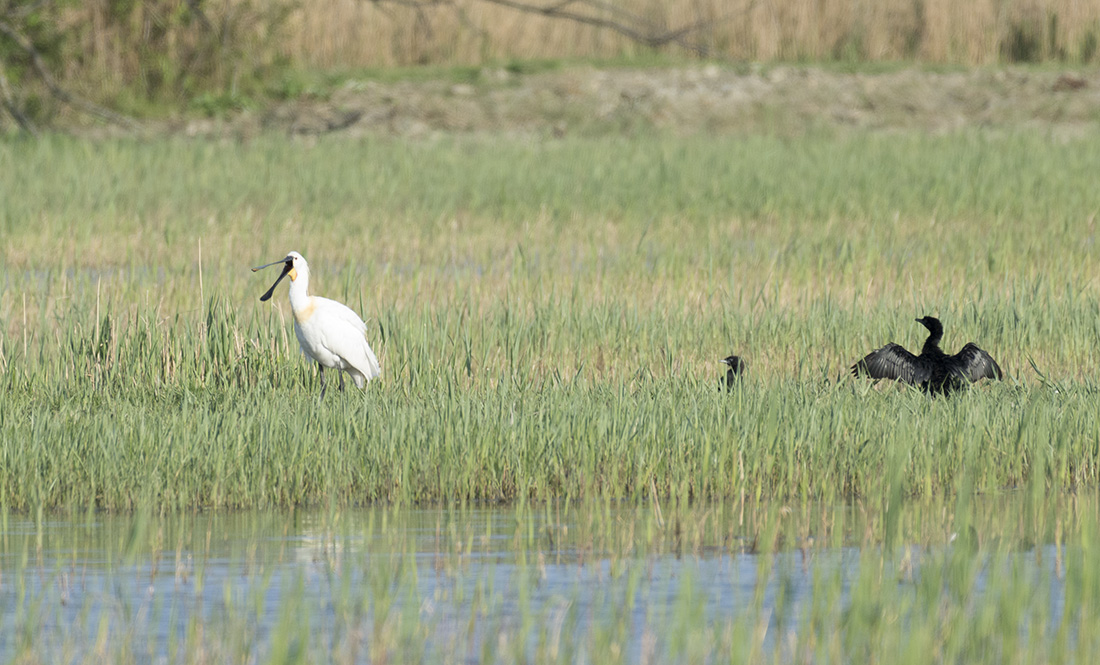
[277,0,1100,66]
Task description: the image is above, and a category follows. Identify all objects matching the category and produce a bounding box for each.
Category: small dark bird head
[915,316,943,339]
[720,355,745,373]
[719,355,745,391]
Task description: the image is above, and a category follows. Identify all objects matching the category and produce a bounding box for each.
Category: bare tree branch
[0,59,37,135]
[184,0,215,33]
[480,0,758,55]
[371,0,490,42]
[366,0,759,58]
[371,0,440,43]
[7,0,52,22]
[561,0,657,34]
[492,0,671,48]
[449,2,489,42]
[0,19,140,129]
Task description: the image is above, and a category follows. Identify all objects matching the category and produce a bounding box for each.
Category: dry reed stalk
[43,0,1100,99]
[273,0,1100,66]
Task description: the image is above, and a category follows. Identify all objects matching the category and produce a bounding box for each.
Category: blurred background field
[2,0,1100,124]
[279,0,1100,66]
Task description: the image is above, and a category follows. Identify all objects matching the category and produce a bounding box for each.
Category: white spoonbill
[253,251,381,397]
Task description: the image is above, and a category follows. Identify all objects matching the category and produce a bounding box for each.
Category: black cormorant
[720,355,745,390]
[851,316,1002,395]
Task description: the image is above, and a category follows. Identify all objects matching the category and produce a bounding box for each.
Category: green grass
[1,131,1099,510]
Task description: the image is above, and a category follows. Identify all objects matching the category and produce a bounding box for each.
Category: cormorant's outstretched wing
[950,343,1002,382]
[851,343,928,384]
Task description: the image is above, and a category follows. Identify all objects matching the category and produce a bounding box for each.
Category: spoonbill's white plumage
[253,251,381,396]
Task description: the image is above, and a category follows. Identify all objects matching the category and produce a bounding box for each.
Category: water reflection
[0,503,1073,663]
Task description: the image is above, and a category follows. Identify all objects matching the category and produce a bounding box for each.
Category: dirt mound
[193,65,1100,139]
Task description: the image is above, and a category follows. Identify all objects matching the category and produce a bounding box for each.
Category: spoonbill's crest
[253,251,381,396]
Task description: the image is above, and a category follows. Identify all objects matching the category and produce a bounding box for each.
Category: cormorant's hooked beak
[252,258,292,302]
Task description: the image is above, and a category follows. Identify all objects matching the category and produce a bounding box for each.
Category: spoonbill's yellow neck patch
[288,267,299,281]
[293,298,316,325]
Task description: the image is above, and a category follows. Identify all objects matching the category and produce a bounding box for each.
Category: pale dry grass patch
[277,0,1100,66]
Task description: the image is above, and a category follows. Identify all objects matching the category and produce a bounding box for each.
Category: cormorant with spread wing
[851,316,1002,395]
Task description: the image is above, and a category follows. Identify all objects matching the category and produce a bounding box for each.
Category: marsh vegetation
[3,130,1100,508]
[1,123,1099,661]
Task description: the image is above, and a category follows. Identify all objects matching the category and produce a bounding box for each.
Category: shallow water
[0,503,1073,663]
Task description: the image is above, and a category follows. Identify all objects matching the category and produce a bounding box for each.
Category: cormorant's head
[720,355,745,372]
[915,316,943,337]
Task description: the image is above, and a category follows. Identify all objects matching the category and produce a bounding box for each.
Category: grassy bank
[1,131,1099,509]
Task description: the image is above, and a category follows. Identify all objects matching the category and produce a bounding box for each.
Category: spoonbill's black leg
[318,364,327,399]
[339,372,346,392]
